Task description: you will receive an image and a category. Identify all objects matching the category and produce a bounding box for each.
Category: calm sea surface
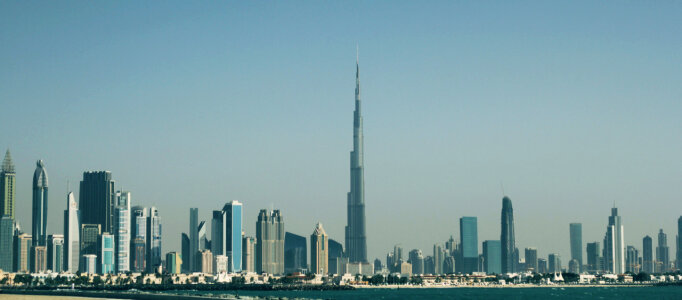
[180,286,682,300]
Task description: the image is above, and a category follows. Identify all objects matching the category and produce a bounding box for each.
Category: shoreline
[352,283,655,288]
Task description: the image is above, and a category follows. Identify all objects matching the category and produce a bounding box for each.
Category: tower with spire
[0,150,16,220]
[32,160,49,247]
[345,49,368,263]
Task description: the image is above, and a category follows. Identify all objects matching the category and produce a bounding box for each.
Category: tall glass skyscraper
[146,206,162,272]
[460,216,478,274]
[310,223,329,275]
[100,232,115,274]
[500,196,516,273]
[603,207,624,274]
[586,242,600,272]
[678,217,682,271]
[189,208,199,272]
[569,223,582,272]
[79,171,115,234]
[642,235,653,273]
[63,192,80,273]
[114,191,131,273]
[211,210,225,257]
[224,200,243,272]
[47,234,64,273]
[1,150,16,220]
[346,53,368,263]
[32,160,48,248]
[482,240,501,274]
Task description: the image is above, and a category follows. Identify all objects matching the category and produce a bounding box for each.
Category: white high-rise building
[603,207,625,274]
[63,192,80,273]
[115,191,131,273]
[147,206,162,272]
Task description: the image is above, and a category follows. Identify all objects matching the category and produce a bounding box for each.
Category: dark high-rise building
[656,229,669,273]
[548,253,561,273]
[345,54,367,264]
[678,217,682,271]
[408,249,424,275]
[482,240,501,274]
[0,150,16,220]
[501,196,516,274]
[373,258,382,273]
[586,242,601,272]
[537,258,548,274]
[569,223,582,272]
[525,247,538,272]
[80,224,101,256]
[643,235,653,273]
[79,171,115,234]
[0,215,14,271]
[47,234,64,273]
[211,210,225,257]
[32,160,48,248]
[181,233,189,273]
[189,208,199,272]
[284,232,307,274]
[328,239,344,275]
[460,216,478,274]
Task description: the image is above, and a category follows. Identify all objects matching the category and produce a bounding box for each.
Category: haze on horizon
[1,1,681,263]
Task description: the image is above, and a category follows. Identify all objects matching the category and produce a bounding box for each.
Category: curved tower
[501,196,516,273]
[32,160,49,247]
[345,52,367,263]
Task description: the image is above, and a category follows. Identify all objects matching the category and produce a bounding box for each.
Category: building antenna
[500,181,505,197]
[67,180,70,193]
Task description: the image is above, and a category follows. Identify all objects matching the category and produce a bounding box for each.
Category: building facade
[115,191,131,273]
[483,240,501,274]
[0,216,14,272]
[1,150,16,220]
[284,232,307,274]
[146,206,162,272]
[47,234,64,273]
[586,242,601,272]
[189,208,199,272]
[656,229,669,273]
[165,252,181,274]
[100,232,115,274]
[460,216,478,274]
[569,223,582,272]
[256,209,284,275]
[310,223,328,275]
[603,207,624,274]
[79,171,115,234]
[223,200,243,272]
[242,236,255,273]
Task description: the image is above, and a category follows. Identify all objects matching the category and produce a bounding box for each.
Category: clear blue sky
[1,1,681,263]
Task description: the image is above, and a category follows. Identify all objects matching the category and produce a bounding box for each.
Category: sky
[1,1,681,264]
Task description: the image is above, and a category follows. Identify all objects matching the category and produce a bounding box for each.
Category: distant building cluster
[0,56,680,282]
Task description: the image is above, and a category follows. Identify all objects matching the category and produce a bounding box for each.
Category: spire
[2,149,14,173]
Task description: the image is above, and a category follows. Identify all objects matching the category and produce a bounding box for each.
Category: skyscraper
[130,206,147,271]
[80,224,101,257]
[1,150,16,220]
[64,192,80,273]
[408,249,424,275]
[47,234,64,273]
[482,240,501,274]
[284,232,307,274]
[146,206,162,272]
[181,233,189,273]
[15,233,32,273]
[32,160,48,248]
[189,208,199,272]
[345,53,367,264]
[223,200,243,272]
[0,215,14,272]
[525,247,538,272]
[460,216,479,274]
[114,191,131,273]
[211,210,225,257]
[569,223,582,272]
[586,242,601,273]
[548,253,561,273]
[433,244,443,274]
[310,222,329,275]
[501,196,516,274]
[643,235,653,273]
[32,246,46,273]
[656,229,669,273]
[242,236,255,273]
[328,239,344,275]
[603,207,624,274]
[100,232,115,274]
[678,217,682,271]
[198,221,208,251]
[79,171,115,234]
[256,209,284,275]
[626,245,640,273]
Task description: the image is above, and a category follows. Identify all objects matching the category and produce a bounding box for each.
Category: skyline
[1,1,681,264]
